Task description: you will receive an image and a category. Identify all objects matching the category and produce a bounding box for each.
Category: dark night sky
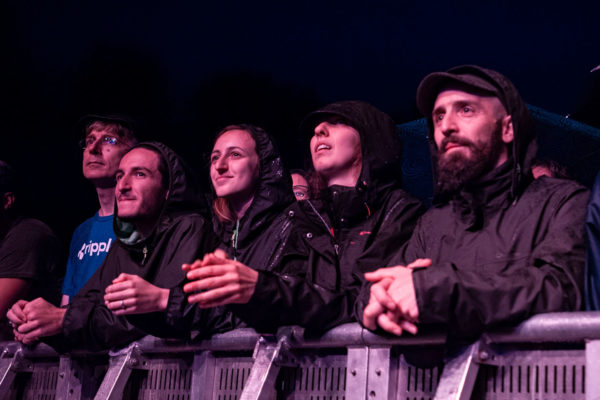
[2,1,599,248]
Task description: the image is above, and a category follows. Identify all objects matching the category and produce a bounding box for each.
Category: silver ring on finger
[121,299,126,309]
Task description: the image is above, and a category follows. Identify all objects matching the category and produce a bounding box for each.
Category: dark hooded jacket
[57,142,219,351]
[358,66,588,338]
[140,128,300,338]
[249,100,423,332]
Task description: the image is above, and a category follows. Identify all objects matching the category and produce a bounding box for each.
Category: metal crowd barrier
[2,311,600,399]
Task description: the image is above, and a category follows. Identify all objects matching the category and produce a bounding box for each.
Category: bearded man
[360,65,589,338]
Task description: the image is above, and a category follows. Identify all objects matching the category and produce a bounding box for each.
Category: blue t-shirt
[62,213,115,299]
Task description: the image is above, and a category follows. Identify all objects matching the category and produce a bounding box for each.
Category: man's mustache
[440,137,475,154]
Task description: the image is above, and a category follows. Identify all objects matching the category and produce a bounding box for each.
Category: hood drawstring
[231,219,240,261]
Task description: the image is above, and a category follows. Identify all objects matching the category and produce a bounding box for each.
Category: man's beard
[436,123,504,194]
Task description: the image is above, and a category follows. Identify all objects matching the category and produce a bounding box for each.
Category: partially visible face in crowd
[291,173,310,200]
[432,88,513,192]
[531,165,552,179]
[210,129,260,201]
[82,127,133,188]
[310,117,362,187]
[115,148,168,227]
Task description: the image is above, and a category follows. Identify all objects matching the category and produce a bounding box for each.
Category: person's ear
[501,115,514,145]
[3,192,15,211]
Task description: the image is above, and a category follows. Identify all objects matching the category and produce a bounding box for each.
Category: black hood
[301,100,403,206]
[416,65,537,199]
[114,141,208,245]
[214,127,294,245]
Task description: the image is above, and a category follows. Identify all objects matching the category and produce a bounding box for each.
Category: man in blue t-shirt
[61,115,137,305]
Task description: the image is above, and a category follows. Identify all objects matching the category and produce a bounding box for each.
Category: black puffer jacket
[359,66,588,338]
[59,142,219,351]
[245,100,423,332]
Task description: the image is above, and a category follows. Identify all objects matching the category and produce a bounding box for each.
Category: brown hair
[211,124,263,222]
[85,121,136,144]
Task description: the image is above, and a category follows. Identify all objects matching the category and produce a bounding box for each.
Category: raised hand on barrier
[14,298,66,345]
[104,273,170,315]
[7,299,28,325]
[7,299,29,342]
[183,249,258,308]
[362,277,417,336]
[363,258,431,335]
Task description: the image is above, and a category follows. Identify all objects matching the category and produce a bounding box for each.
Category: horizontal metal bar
[8,311,600,361]
[134,328,263,353]
[287,324,447,348]
[484,311,600,343]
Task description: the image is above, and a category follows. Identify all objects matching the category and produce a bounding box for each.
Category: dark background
[2,1,600,251]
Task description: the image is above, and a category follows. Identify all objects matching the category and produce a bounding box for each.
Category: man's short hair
[133,144,169,190]
[79,114,138,144]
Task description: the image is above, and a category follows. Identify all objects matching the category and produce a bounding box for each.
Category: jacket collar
[444,160,514,230]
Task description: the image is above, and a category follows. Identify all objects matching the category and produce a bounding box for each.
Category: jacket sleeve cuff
[412,266,454,324]
[165,286,186,322]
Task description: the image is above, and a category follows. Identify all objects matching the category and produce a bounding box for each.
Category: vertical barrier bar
[433,341,480,400]
[366,346,394,400]
[239,336,284,400]
[586,340,600,400]
[55,355,83,400]
[0,346,22,398]
[190,351,216,400]
[93,344,139,400]
[346,346,369,400]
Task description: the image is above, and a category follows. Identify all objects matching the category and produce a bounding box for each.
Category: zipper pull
[334,243,339,255]
[232,220,240,261]
[142,246,148,264]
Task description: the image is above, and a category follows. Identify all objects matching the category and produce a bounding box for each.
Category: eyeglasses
[79,135,120,150]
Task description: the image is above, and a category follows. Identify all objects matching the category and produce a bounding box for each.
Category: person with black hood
[7,142,218,351]
[361,65,588,338]
[180,124,299,325]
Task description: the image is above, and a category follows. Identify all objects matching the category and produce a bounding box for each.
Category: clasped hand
[104,274,170,315]
[362,258,431,336]
[6,298,66,345]
[182,249,258,308]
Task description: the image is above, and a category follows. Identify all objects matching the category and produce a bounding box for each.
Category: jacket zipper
[231,219,239,261]
[306,200,339,255]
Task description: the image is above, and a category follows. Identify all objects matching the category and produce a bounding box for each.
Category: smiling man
[61,115,137,305]
[360,65,589,338]
[7,142,218,351]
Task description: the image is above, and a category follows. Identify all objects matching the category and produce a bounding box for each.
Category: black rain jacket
[57,142,219,351]
[358,66,588,338]
[257,100,423,333]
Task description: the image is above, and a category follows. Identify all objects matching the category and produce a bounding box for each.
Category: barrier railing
[2,311,600,399]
